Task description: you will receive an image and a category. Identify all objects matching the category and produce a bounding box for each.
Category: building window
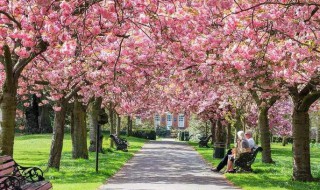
[154,114,160,127]
[178,114,185,128]
[167,113,172,127]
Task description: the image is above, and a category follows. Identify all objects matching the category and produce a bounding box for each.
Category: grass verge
[189,142,320,190]
[13,133,147,190]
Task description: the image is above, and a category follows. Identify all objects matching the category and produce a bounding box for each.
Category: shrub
[156,126,169,137]
[132,129,156,140]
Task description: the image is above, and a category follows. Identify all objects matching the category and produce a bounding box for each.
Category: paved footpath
[100,139,240,190]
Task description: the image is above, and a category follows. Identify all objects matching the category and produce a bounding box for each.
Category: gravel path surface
[100,139,240,190]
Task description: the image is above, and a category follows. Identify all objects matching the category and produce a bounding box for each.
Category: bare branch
[72,0,103,15]
[305,6,319,22]
[300,91,320,111]
[13,39,49,80]
[249,89,261,105]
[0,11,22,29]
[113,37,125,82]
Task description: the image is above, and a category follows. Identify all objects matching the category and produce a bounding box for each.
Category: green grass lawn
[189,142,320,190]
[13,133,147,190]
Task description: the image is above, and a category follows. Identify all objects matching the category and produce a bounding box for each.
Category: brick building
[154,112,189,130]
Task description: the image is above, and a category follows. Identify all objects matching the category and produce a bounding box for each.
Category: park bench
[110,134,128,151]
[234,146,263,172]
[198,135,212,148]
[0,155,52,190]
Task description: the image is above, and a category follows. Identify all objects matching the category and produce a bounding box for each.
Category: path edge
[98,140,152,189]
[187,142,242,190]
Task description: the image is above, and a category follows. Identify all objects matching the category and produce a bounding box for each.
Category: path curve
[100,139,240,190]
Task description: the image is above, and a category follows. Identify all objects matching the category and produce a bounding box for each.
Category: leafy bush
[310,143,320,149]
[156,126,169,137]
[132,129,156,140]
[272,136,293,143]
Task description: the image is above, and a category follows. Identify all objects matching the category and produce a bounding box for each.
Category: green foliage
[134,119,153,130]
[310,143,320,149]
[13,134,146,190]
[188,114,210,141]
[189,142,320,190]
[272,136,293,143]
[155,126,168,137]
[131,129,156,140]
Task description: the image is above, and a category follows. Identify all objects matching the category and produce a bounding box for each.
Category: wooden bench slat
[0,176,8,183]
[0,166,14,176]
[36,182,52,190]
[23,181,52,190]
[0,160,15,170]
[0,156,12,163]
[0,156,52,190]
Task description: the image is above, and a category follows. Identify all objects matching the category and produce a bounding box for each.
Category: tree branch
[249,89,261,105]
[305,6,319,22]
[299,73,320,97]
[300,91,320,111]
[267,95,279,108]
[13,39,49,80]
[72,0,103,15]
[0,11,22,29]
[65,86,82,101]
[113,37,125,82]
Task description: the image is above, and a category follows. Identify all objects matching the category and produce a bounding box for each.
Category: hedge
[132,129,156,140]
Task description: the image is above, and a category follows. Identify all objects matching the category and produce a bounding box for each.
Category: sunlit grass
[13,133,147,190]
[189,142,320,190]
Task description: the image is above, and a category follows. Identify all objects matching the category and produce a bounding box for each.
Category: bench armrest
[18,165,45,182]
[0,175,22,189]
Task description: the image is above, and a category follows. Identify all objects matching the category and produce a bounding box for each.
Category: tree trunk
[127,115,132,136]
[234,110,243,131]
[109,108,115,148]
[205,121,208,137]
[39,104,52,133]
[282,136,287,146]
[116,114,121,136]
[88,98,102,152]
[317,124,320,143]
[210,119,216,144]
[254,128,260,145]
[129,116,133,135]
[71,99,88,159]
[25,94,40,134]
[0,90,17,156]
[48,100,67,169]
[292,109,313,181]
[226,124,232,149]
[259,107,273,163]
[0,41,48,156]
[215,120,226,144]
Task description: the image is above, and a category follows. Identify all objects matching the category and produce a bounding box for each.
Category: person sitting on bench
[211,130,255,172]
[225,131,251,173]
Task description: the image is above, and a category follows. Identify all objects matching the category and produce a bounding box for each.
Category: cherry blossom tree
[209,0,320,181]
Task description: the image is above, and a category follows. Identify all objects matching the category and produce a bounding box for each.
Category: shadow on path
[100,140,240,190]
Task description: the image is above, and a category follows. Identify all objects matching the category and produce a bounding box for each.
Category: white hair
[237,131,245,140]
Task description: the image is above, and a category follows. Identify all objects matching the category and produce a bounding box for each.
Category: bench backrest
[0,156,16,176]
[248,146,263,164]
[235,146,263,167]
[205,135,212,142]
[0,156,22,186]
[110,134,124,145]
